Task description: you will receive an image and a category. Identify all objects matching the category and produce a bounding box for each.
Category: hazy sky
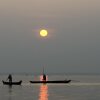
[0,0,100,74]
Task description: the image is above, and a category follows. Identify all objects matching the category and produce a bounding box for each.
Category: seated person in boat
[42,74,46,81]
[7,74,12,82]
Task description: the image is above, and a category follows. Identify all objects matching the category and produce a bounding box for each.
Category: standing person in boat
[7,74,12,83]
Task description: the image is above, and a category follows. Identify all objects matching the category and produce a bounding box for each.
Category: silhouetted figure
[42,74,46,81]
[7,74,12,83]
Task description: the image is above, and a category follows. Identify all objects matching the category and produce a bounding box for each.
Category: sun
[40,29,48,37]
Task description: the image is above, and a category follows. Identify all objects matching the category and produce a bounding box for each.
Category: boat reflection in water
[39,84,48,100]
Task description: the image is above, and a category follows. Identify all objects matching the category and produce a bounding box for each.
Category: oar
[6,78,8,81]
[71,80,80,82]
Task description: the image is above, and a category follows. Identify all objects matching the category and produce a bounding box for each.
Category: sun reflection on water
[39,84,48,100]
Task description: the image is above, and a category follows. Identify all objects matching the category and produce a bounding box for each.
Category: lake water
[0,74,100,100]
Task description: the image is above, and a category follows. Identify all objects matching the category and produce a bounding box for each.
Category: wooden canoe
[2,80,22,85]
[30,80,71,84]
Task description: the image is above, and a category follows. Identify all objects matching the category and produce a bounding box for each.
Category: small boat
[2,80,22,85]
[30,67,71,84]
[30,80,71,84]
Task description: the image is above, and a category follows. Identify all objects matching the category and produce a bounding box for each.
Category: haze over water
[0,0,100,99]
[0,0,100,74]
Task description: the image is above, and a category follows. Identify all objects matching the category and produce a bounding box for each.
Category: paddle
[71,80,80,82]
[6,78,8,81]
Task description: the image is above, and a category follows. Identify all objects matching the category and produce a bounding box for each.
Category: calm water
[0,74,100,100]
